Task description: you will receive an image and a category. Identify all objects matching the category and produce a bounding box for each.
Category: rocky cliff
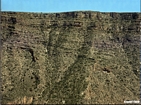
[1,11,141,104]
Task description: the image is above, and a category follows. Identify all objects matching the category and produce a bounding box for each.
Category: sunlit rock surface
[1,11,141,104]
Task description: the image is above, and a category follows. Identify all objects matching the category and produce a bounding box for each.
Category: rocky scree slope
[1,11,141,104]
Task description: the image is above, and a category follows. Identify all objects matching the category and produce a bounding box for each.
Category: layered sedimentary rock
[1,11,141,104]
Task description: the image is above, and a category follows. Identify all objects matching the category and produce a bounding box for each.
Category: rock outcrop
[1,11,141,104]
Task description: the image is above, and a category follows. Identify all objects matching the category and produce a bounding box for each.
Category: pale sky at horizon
[1,0,141,13]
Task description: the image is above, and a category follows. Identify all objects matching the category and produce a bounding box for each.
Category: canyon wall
[1,11,141,104]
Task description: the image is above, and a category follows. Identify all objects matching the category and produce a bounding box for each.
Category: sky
[1,0,141,13]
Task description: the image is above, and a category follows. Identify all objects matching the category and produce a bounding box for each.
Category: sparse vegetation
[1,11,140,104]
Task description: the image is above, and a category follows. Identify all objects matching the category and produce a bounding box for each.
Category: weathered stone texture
[1,11,141,104]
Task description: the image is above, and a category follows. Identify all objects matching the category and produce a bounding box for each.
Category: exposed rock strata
[1,11,141,104]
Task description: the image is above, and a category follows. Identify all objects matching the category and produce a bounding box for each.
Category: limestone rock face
[1,11,141,104]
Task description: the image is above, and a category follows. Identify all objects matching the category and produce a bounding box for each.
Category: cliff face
[1,11,141,104]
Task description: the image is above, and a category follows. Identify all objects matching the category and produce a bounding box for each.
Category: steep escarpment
[1,11,141,104]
